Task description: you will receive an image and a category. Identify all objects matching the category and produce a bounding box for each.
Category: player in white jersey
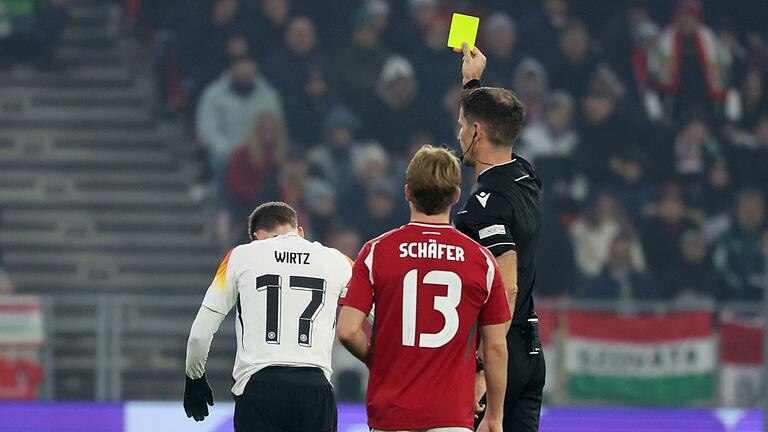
[183,202,353,431]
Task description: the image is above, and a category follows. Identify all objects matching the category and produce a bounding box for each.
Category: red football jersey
[339,222,511,430]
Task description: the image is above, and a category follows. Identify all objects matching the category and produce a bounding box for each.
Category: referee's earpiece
[462,125,494,167]
[459,129,478,163]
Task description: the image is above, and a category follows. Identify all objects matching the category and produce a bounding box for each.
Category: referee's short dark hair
[460,87,526,147]
[248,202,298,239]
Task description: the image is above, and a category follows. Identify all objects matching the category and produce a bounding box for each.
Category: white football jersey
[202,232,353,395]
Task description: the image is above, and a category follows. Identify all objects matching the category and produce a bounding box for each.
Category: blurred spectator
[177,0,252,101]
[412,18,454,136]
[717,25,749,94]
[226,112,288,240]
[327,227,362,259]
[481,13,521,89]
[606,146,655,220]
[196,56,284,187]
[304,178,337,243]
[255,148,313,238]
[576,76,638,190]
[513,58,548,124]
[660,230,721,300]
[432,83,466,145]
[307,106,362,200]
[518,91,582,210]
[361,55,421,155]
[549,19,600,101]
[737,68,768,128]
[365,0,390,36]
[351,178,406,241]
[690,163,734,235]
[391,129,437,191]
[0,0,70,68]
[278,149,309,198]
[569,192,646,278]
[249,0,292,58]
[601,5,659,111]
[536,204,575,298]
[351,142,390,185]
[518,91,578,164]
[264,16,333,146]
[339,142,391,223]
[520,0,570,68]
[663,112,731,224]
[334,8,389,112]
[639,184,703,274]
[714,188,767,301]
[585,69,654,208]
[384,0,438,57]
[745,32,768,71]
[666,112,726,190]
[576,233,657,300]
[729,115,768,195]
[649,0,733,121]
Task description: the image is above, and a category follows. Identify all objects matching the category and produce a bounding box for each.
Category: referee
[452,43,545,431]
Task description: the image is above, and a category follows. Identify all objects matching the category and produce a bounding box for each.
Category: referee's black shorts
[234,366,337,432]
[475,324,546,432]
[502,324,546,432]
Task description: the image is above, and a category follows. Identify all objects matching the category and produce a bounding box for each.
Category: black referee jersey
[455,155,541,325]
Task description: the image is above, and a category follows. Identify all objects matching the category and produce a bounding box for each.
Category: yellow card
[447,13,480,50]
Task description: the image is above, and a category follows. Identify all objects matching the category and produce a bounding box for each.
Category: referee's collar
[477,158,517,178]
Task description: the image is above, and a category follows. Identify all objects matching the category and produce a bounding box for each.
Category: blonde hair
[245,112,288,163]
[406,145,461,215]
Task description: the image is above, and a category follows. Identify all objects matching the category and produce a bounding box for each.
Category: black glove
[184,374,214,421]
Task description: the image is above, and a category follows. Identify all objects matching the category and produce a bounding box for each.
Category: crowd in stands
[133,0,768,303]
[0,0,70,69]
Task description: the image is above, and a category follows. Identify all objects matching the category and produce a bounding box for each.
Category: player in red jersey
[337,145,511,432]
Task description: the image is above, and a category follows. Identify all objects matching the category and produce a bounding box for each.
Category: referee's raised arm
[452,42,545,432]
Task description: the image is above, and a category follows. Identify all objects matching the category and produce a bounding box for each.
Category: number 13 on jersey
[402,269,462,348]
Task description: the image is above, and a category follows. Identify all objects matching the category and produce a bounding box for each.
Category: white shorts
[371,429,472,432]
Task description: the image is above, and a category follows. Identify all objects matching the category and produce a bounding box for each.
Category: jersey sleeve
[463,190,517,257]
[201,248,238,315]
[478,250,512,325]
[339,242,375,315]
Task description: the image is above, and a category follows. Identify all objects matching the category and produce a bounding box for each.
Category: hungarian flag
[719,317,763,406]
[564,310,716,405]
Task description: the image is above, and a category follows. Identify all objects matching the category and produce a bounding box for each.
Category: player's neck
[474,148,514,178]
[410,212,450,225]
